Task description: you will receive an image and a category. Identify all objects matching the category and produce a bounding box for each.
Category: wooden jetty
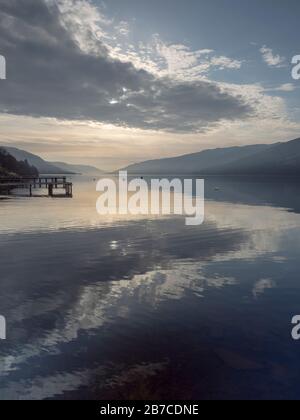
[0,176,73,198]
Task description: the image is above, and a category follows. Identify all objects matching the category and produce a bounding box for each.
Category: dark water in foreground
[1,176,300,400]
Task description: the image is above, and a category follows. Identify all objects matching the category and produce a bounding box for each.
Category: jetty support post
[48,183,54,197]
[65,182,73,197]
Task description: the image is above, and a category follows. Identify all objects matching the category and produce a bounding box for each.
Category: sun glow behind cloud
[0,0,299,170]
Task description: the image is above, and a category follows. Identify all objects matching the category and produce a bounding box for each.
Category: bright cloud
[0,0,299,169]
[274,83,296,92]
[0,0,252,133]
[260,45,286,67]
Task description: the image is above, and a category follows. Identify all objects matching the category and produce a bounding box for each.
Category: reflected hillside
[205,177,300,214]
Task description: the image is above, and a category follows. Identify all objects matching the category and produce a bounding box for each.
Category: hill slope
[0,148,38,177]
[51,162,104,175]
[3,147,73,174]
[123,144,270,175]
[123,138,300,176]
[211,138,300,175]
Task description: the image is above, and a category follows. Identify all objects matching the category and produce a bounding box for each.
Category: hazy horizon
[2,135,300,172]
[2,1,300,402]
[0,0,300,170]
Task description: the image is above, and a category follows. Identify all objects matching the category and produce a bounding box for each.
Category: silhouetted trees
[0,148,39,177]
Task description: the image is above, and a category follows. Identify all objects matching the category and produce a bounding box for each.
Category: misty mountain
[212,138,300,175]
[2,146,105,176]
[51,162,104,176]
[0,148,38,177]
[3,147,72,174]
[123,138,300,176]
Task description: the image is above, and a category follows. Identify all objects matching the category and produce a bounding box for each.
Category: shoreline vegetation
[0,148,38,178]
[1,136,300,195]
[0,148,39,194]
[3,146,104,176]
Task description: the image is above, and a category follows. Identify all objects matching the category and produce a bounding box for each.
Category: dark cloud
[0,0,252,132]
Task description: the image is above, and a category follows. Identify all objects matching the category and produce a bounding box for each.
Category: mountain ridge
[51,162,104,175]
[0,148,38,177]
[2,147,104,175]
[122,138,300,176]
[3,147,72,174]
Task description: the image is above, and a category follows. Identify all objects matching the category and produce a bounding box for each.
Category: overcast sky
[0,0,299,170]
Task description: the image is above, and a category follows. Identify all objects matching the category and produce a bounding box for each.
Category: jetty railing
[0,176,73,198]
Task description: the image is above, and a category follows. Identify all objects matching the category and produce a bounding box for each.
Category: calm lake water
[1,176,300,400]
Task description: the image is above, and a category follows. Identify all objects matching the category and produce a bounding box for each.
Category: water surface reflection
[0,177,300,399]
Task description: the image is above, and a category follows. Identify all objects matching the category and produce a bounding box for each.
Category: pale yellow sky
[1,113,300,171]
[1,0,300,171]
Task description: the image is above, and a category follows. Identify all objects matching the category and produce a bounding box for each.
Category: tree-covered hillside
[0,148,39,177]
